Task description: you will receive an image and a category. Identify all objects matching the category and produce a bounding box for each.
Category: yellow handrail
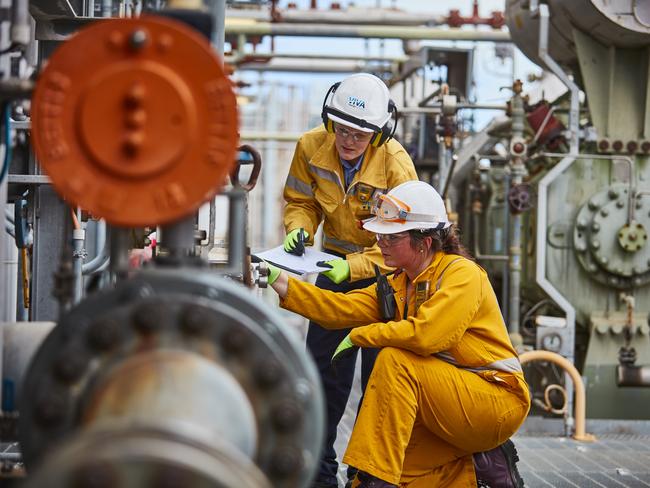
[519,350,596,442]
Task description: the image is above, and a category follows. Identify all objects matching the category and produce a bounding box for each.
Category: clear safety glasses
[334,124,373,143]
[375,232,410,244]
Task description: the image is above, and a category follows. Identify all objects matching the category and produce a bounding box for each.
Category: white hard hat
[324,73,392,133]
[363,181,451,234]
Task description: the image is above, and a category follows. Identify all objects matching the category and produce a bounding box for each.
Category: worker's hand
[283,228,310,254]
[332,334,359,366]
[267,263,281,285]
[316,258,350,284]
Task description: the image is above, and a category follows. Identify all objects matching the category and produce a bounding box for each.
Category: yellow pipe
[519,350,596,442]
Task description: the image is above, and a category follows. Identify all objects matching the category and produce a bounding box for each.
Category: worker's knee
[375,346,414,370]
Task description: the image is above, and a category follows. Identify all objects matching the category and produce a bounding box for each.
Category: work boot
[473,439,525,487]
[356,471,398,488]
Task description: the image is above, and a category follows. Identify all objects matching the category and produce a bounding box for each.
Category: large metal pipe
[537,4,579,154]
[519,350,595,442]
[224,21,511,42]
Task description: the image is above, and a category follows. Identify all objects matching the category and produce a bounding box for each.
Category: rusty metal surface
[31,15,238,227]
[19,269,323,488]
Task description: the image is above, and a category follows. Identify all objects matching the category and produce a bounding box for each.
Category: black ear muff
[370,99,398,147]
[321,82,340,133]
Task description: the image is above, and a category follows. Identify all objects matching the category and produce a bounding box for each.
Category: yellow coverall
[283,125,417,280]
[280,252,531,487]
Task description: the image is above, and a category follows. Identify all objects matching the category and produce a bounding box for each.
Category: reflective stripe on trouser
[307,271,378,486]
[343,348,530,487]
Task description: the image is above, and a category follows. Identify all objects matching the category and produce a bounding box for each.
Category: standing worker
[282,73,418,487]
[269,181,530,488]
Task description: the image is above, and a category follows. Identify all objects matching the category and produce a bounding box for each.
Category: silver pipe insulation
[535,154,577,436]
[537,4,579,154]
[535,3,581,434]
[227,188,247,279]
[82,220,108,274]
[224,21,511,42]
[102,0,112,18]
[71,227,85,304]
[401,103,509,114]
[508,89,526,338]
[10,0,31,47]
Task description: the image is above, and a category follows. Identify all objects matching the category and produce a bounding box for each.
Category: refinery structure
[1,1,650,487]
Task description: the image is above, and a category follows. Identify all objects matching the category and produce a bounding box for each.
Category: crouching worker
[266,180,530,488]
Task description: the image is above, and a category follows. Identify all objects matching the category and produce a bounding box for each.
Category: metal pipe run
[400,103,508,114]
[10,0,31,46]
[537,4,579,154]
[82,220,108,275]
[519,350,596,442]
[224,21,511,42]
[617,364,650,387]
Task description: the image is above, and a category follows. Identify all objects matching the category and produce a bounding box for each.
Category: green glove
[267,263,281,285]
[316,258,350,284]
[332,334,359,365]
[283,228,310,254]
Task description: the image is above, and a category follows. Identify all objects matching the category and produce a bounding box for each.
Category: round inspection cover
[31,16,238,227]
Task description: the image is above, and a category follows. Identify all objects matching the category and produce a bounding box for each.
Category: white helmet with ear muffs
[363,181,451,234]
[321,73,397,147]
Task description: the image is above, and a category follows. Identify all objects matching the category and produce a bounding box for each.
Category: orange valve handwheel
[31,16,239,227]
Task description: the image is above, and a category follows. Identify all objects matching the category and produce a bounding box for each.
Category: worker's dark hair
[409,225,474,260]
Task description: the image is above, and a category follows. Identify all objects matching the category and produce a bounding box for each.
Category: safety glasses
[371,194,411,223]
[334,124,373,143]
[375,232,410,244]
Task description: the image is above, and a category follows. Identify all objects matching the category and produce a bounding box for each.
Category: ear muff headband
[321,81,399,147]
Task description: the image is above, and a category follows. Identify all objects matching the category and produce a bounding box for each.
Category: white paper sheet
[254,245,338,275]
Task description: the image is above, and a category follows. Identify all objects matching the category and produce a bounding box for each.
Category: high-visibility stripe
[308,163,343,189]
[323,234,364,254]
[285,174,314,197]
[434,351,523,374]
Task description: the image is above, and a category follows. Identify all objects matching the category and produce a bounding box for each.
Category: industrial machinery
[4,0,650,486]
[443,0,650,422]
[1,3,323,486]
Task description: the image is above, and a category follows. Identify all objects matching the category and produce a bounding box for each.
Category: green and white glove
[331,333,359,366]
[283,228,309,254]
[316,258,350,284]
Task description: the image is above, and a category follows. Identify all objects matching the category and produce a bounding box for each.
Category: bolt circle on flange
[19,271,324,486]
[30,16,238,227]
[573,185,650,288]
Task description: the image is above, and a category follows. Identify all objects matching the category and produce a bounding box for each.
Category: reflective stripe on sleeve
[285,174,314,197]
[308,164,343,189]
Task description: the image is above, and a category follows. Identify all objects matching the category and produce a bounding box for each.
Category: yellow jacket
[280,252,527,393]
[283,125,417,281]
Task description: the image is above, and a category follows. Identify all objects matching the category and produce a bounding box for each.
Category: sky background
[230,0,542,130]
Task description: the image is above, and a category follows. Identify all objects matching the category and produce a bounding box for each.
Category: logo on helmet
[347,96,366,109]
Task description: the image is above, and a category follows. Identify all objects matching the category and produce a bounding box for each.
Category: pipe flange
[30,16,238,227]
[573,184,650,288]
[20,270,323,488]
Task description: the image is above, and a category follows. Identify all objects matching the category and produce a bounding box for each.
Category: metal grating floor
[515,435,650,488]
[333,356,650,488]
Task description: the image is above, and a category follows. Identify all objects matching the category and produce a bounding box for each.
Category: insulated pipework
[507,80,526,342]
